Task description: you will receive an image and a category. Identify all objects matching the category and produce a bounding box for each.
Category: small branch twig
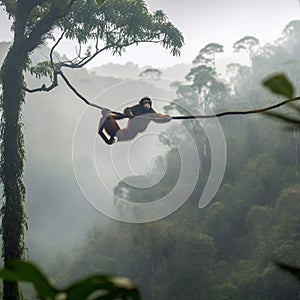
[61,39,163,69]
[23,71,59,93]
[61,45,110,69]
[50,29,66,68]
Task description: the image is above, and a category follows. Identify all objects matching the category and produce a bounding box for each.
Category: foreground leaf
[262,73,294,99]
[65,275,140,300]
[0,261,57,298]
[96,0,105,6]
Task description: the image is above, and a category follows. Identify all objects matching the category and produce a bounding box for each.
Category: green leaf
[262,73,295,99]
[0,261,58,298]
[65,275,141,300]
[95,0,105,6]
[0,261,141,300]
[29,61,53,80]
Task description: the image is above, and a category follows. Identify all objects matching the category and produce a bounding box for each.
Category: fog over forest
[1,12,300,299]
[0,43,190,259]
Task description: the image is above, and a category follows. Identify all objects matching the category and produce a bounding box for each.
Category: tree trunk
[0,42,27,300]
[0,2,70,298]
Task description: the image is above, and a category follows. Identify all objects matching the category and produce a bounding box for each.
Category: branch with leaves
[23,0,184,98]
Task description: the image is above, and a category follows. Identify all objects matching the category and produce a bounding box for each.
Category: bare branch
[61,45,110,69]
[95,30,100,51]
[23,71,58,93]
[58,71,91,106]
[75,42,82,59]
[58,71,125,116]
[171,97,300,119]
[50,29,66,67]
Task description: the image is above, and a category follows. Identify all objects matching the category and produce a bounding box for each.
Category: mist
[1,1,300,299]
[4,46,183,264]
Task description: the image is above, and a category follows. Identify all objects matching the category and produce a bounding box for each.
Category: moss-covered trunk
[0,2,70,298]
[0,42,27,300]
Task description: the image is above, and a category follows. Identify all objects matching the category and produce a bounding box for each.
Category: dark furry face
[141,99,151,110]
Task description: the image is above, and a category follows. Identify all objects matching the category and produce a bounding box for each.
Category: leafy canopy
[233,36,259,55]
[1,0,184,69]
[58,0,183,55]
[59,0,183,56]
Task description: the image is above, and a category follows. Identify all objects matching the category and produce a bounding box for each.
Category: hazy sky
[0,0,299,68]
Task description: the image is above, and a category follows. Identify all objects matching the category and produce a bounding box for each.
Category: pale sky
[0,0,300,69]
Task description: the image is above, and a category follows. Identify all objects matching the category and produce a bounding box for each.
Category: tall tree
[0,0,183,299]
[226,62,250,97]
[192,42,224,69]
[233,36,259,68]
[233,36,259,87]
[282,20,300,38]
[186,43,227,108]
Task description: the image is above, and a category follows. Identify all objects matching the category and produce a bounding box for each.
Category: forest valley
[1,13,300,300]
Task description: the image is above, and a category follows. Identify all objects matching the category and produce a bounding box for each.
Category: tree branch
[61,45,111,69]
[58,70,120,112]
[171,97,300,119]
[58,71,126,117]
[61,39,164,69]
[23,71,58,93]
[23,68,300,125]
[50,29,66,67]
[58,71,91,105]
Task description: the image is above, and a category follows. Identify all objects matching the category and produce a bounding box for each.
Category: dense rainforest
[42,20,300,300]
[2,20,300,300]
